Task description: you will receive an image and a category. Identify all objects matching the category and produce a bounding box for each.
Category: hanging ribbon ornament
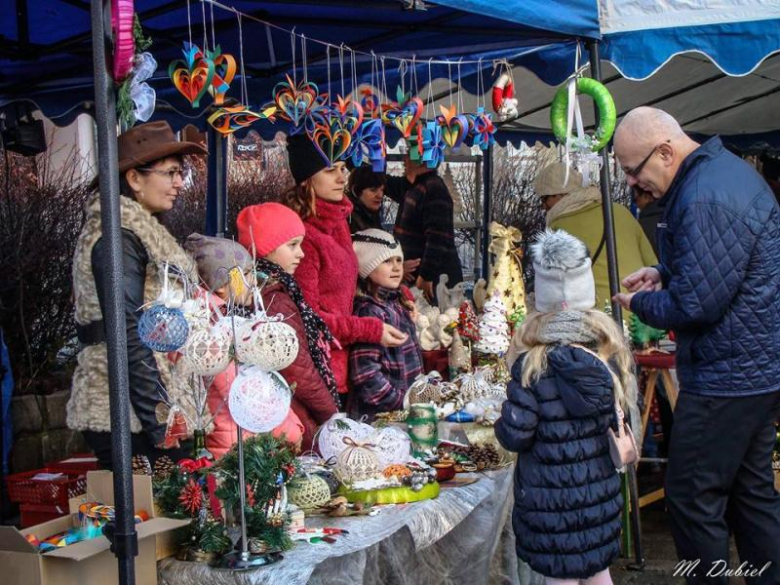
[422,120,445,169]
[307,96,364,166]
[347,118,386,172]
[436,104,469,150]
[273,74,320,130]
[207,104,277,136]
[360,87,381,119]
[466,107,496,151]
[381,87,423,138]
[112,0,135,82]
[169,42,215,108]
[205,46,237,106]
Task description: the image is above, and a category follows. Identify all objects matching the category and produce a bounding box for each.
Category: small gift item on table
[448,332,472,379]
[286,475,332,512]
[407,403,438,457]
[317,414,375,463]
[334,437,381,486]
[474,292,511,357]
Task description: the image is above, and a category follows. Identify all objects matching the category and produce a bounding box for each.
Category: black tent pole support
[90,2,137,584]
[205,127,228,237]
[587,39,645,571]
[481,143,492,279]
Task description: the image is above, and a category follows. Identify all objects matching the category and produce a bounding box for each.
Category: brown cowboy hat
[118,121,208,173]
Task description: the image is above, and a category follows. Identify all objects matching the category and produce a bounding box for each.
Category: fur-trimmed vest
[67,193,198,435]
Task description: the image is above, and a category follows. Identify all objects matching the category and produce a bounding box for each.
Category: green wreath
[550,77,616,152]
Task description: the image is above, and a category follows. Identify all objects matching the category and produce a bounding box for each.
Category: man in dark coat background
[614,107,780,585]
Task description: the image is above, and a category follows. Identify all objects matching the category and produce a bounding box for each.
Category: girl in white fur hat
[496,229,640,585]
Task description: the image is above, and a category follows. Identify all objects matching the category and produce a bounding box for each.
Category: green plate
[338,481,440,505]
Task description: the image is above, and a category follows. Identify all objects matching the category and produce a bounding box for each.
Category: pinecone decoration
[451,443,502,470]
[153,456,175,480]
[132,455,152,476]
[267,512,285,528]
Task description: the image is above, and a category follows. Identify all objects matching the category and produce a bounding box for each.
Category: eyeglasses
[625,140,670,178]
[137,166,192,183]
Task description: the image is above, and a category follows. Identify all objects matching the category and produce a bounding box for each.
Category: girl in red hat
[237,202,339,452]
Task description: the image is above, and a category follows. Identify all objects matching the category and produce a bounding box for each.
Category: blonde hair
[282,179,317,220]
[519,310,634,410]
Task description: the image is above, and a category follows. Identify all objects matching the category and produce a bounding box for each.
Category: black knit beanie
[286,133,329,184]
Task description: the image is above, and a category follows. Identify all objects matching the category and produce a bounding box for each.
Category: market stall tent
[0,3,607,584]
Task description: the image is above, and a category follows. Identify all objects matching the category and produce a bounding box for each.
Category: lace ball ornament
[371,426,412,468]
[287,475,332,511]
[228,367,292,433]
[317,415,375,463]
[138,305,189,352]
[180,326,231,377]
[235,318,299,371]
[334,438,381,485]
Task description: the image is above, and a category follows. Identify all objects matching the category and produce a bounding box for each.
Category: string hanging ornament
[207,12,276,135]
[234,274,299,372]
[273,30,319,131]
[138,263,190,352]
[228,366,292,433]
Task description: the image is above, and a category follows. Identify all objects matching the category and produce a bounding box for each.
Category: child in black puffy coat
[496,230,638,585]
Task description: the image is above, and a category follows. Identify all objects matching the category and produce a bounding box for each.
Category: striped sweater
[390,172,463,285]
[349,289,423,422]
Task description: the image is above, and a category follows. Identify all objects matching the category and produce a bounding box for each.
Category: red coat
[294,197,384,393]
[261,281,338,451]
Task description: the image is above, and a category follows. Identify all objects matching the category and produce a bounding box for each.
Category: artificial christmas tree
[474,292,510,356]
[485,222,527,319]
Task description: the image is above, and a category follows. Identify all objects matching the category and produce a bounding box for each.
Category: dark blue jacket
[495,346,622,579]
[631,137,780,397]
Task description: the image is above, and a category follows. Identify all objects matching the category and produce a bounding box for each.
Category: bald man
[614,107,780,584]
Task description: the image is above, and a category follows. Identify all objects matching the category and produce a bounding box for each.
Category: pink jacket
[200,292,304,459]
[294,197,384,393]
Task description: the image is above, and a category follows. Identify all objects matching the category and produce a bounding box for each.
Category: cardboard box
[0,471,189,585]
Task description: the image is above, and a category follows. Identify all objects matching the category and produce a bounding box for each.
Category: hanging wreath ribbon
[112,0,135,82]
[550,77,616,153]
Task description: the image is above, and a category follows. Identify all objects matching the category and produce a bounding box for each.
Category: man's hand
[622,267,662,293]
[613,292,636,311]
[415,276,434,303]
[403,259,421,284]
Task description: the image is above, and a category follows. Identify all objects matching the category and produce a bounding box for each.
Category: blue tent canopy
[599,0,780,80]
[0,0,599,132]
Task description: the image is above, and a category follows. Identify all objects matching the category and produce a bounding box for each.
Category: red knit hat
[236,203,306,258]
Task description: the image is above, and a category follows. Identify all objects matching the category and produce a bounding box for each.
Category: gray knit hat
[352,229,404,279]
[184,233,254,291]
[532,229,595,313]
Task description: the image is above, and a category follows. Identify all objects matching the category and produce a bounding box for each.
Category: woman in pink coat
[282,135,407,396]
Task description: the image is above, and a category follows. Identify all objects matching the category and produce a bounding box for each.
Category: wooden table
[633,351,678,508]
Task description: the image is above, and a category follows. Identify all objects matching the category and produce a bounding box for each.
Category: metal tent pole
[90,2,137,584]
[587,39,645,571]
[481,144,493,279]
[206,127,228,237]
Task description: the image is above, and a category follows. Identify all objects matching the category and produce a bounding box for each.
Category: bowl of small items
[339,463,439,505]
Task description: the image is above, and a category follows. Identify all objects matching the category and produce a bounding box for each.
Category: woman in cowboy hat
[68,121,207,469]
